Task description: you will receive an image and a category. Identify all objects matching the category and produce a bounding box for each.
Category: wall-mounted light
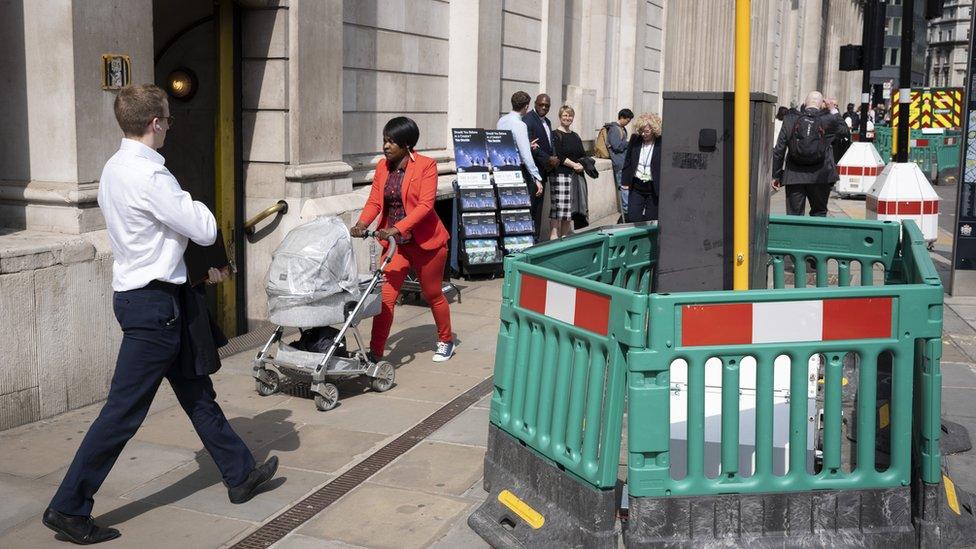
[166,68,197,101]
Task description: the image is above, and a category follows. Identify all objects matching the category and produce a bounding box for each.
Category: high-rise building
[926,0,972,87]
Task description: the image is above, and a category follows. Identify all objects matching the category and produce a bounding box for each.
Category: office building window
[889,48,900,66]
[888,17,902,36]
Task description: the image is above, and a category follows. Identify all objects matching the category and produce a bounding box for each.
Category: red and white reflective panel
[866,196,939,215]
[681,297,892,347]
[518,273,611,335]
[838,165,883,176]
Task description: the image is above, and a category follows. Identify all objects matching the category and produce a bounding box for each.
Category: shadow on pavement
[97,409,299,527]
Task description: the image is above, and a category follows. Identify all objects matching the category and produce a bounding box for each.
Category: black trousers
[627,187,659,222]
[50,282,254,516]
[785,183,831,217]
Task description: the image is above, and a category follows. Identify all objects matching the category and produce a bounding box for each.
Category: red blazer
[358,153,449,250]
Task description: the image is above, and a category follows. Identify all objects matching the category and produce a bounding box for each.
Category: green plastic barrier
[490,225,656,489]
[627,217,943,497]
[935,130,962,183]
[874,126,892,164]
[489,216,943,498]
[874,127,961,183]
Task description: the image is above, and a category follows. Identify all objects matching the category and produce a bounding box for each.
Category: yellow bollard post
[733,0,750,290]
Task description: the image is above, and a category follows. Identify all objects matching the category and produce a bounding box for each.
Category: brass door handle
[244,200,288,236]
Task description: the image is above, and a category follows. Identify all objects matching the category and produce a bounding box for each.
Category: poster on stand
[452,128,492,187]
[485,129,525,186]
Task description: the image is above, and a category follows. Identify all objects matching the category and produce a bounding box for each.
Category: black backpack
[788,112,828,165]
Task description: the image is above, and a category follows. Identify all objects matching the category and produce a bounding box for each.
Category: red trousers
[370,242,452,357]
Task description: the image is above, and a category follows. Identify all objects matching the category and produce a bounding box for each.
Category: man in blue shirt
[498,91,545,239]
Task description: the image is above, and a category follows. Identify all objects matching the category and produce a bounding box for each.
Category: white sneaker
[432,341,456,362]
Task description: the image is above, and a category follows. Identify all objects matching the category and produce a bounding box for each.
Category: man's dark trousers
[522,166,544,240]
[50,281,255,516]
[785,183,831,216]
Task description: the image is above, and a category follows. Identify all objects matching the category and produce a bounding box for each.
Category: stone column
[285,0,351,197]
[448,0,504,130]
[540,0,566,100]
[0,0,153,234]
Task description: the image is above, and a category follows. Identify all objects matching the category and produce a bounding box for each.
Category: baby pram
[252,216,397,411]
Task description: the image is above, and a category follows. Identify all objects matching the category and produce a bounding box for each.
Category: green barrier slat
[720,357,740,477]
[917,337,943,484]
[856,348,879,472]
[822,353,843,474]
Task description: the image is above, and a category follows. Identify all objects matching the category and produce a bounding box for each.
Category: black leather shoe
[42,508,120,545]
[228,456,279,504]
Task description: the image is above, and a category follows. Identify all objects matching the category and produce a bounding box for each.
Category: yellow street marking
[498,489,545,529]
[879,403,890,429]
[945,475,961,515]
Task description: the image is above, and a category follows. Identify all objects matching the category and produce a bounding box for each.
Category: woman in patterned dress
[549,105,585,240]
[349,117,456,363]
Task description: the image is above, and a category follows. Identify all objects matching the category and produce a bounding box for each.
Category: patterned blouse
[383,157,410,243]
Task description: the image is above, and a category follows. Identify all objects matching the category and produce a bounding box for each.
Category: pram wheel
[369,361,396,393]
[314,382,340,411]
[255,369,280,396]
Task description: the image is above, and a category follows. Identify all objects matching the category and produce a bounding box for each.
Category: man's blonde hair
[114,84,168,137]
[633,112,662,138]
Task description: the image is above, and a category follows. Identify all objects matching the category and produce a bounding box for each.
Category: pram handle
[359,231,397,272]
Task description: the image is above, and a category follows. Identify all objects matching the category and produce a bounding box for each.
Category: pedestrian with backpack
[771,91,850,217]
[595,109,634,220]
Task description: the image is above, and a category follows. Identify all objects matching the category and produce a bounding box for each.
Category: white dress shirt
[97,139,217,291]
[496,111,543,182]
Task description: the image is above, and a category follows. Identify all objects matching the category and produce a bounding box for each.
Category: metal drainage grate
[231,376,495,549]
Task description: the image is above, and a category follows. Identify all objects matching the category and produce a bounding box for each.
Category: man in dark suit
[772,90,849,216]
[524,93,559,238]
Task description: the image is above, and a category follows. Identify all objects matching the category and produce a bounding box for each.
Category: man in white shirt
[497,91,545,238]
[43,85,278,545]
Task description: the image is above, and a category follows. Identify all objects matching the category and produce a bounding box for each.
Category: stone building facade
[926,0,972,88]
[0,0,665,429]
[0,0,869,430]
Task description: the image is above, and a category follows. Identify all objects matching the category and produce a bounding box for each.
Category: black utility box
[656,92,776,291]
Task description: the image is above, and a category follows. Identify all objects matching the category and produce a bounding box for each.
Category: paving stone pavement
[2,204,976,548]
[0,275,499,549]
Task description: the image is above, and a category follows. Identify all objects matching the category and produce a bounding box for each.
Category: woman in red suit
[350,117,456,362]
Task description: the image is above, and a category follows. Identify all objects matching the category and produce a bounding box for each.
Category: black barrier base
[467,424,620,548]
[625,487,915,548]
[940,420,974,456]
[913,475,976,548]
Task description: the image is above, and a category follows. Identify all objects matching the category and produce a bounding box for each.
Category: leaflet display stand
[452,129,504,277]
[449,128,538,278]
[485,129,536,256]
